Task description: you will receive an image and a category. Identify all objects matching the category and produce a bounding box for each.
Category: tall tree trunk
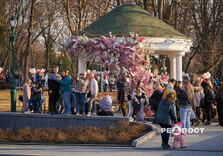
[45,23,51,72]
[143,0,148,10]
[174,0,178,28]
[78,0,86,31]
[24,0,35,82]
[0,0,5,62]
[30,45,34,68]
[185,50,197,73]
[158,0,163,20]
[168,0,174,25]
[152,0,157,17]
[46,40,49,72]
[117,0,122,6]
[64,0,75,35]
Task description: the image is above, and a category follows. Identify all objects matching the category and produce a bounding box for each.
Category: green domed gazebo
[77,3,192,81]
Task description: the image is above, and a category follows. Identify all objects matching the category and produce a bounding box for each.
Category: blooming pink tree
[64,33,168,98]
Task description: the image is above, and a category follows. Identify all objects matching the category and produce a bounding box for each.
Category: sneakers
[75,112,80,116]
[129,117,134,122]
[216,124,223,127]
[25,109,30,114]
[87,112,91,116]
[92,113,97,116]
[163,144,171,149]
[204,122,211,125]
[194,120,201,126]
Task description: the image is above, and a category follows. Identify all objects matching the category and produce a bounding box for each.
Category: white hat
[167,83,173,89]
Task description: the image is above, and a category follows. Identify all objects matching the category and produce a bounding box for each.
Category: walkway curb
[132,123,158,147]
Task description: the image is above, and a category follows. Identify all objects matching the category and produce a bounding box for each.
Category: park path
[136,122,223,152]
[0,122,222,156]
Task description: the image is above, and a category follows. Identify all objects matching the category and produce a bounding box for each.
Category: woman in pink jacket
[21,79,31,113]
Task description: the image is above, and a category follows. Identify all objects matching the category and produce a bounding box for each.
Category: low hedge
[0,121,149,144]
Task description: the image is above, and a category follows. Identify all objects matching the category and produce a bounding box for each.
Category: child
[171,122,187,148]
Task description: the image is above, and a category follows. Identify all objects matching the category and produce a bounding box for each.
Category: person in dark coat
[118,77,131,117]
[48,66,61,114]
[157,93,177,149]
[201,80,215,125]
[150,84,163,124]
[215,83,223,126]
[27,81,43,113]
[174,81,182,121]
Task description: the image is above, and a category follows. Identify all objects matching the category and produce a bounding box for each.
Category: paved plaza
[0,122,222,156]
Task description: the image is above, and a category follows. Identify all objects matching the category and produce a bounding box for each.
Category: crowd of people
[21,66,117,116]
[20,66,223,148]
[152,77,222,149]
[116,74,223,149]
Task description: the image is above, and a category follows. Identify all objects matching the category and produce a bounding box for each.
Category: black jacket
[215,92,223,105]
[48,72,60,91]
[118,82,131,102]
[178,89,192,108]
[203,86,215,104]
[150,90,163,110]
[33,86,42,100]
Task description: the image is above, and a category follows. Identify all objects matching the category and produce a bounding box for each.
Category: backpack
[18,95,23,102]
[132,100,141,112]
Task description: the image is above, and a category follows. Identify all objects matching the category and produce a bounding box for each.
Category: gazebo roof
[78,4,188,39]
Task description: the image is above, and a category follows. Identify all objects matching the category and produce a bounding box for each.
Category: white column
[78,57,87,73]
[176,53,184,81]
[169,56,176,79]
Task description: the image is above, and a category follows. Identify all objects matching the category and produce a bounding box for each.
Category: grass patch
[0,121,149,144]
[0,90,49,112]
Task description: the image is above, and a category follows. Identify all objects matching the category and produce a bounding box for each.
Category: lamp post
[57,59,63,73]
[9,16,17,112]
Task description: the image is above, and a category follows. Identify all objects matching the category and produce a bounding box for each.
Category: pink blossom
[100,35,112,47]
[101,52,108,59]
[92,70,97,75]
[120,55,129,64]
[87,69,91,74]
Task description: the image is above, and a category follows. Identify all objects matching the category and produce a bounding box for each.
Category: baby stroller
[97,95,113,116]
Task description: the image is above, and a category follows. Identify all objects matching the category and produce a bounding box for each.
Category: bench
[0,82,12,89]
[96,91,120,112]
[16,88,120,112]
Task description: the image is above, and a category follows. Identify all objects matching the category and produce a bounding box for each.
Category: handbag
[211,104,217,118]
[190,109,197,120]
[200,98,206,108]
[132,100,141,112]
[18,95,23,102]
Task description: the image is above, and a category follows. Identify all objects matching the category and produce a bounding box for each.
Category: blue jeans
[28,97,41,113]
[153,110,158,124]
[57,97,64,114]
[63,91,71,114]
[75,92,85,114]
[180,107,192,133]
[37,99,43,113]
